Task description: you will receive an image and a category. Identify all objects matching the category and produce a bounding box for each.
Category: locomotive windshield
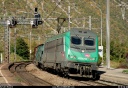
[71,36,82,45]
[84,38,94,46]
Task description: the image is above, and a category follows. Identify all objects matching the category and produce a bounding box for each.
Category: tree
[16,37,29,60]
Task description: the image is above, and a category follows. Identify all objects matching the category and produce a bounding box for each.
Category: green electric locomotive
[35,28,99,79]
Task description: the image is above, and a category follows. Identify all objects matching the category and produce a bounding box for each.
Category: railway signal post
[0,19,11,63]
[0,8,43,63]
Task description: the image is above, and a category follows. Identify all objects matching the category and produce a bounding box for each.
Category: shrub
[97,54,102,66]
[122,70,128,74]
[118,58,128,69]
[16,37,30,60]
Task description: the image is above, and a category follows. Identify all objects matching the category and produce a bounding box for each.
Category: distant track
[67,74,127,86]
[96,79,128,86]
[66,76,108,86]
[9,61,54,86]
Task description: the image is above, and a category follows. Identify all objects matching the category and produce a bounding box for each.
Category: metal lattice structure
[0,12,43,63]
[0,20,10,63]
[4,23,10,63]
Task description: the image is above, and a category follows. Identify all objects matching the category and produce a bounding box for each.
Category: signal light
[35,8,38,13]
[9,18,17,28]
[32,24,37,28]
[38,20,43,25]
[31,19,38,28]
[31,20,43,28]
[34,13,43,25]
[34,19,38,26]
[12,19,17,26]
[31,7,43,28]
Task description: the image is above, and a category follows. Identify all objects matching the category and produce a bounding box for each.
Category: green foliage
[122,69,128,74]
[16,37,29,60]
[102,40,128,68]
[10,44,14,53]
[118,58,128,68]
[97,54,102,66]
[31,41,37,60]
[110,41,127,61]
[10,53,25,62]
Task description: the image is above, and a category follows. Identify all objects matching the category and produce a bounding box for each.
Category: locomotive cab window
[71,36,82,45]
[84,38,94,46]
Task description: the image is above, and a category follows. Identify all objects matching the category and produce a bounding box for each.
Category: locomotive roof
[70,28,97,36]
[45,28,97,43]
[35,44,44,48]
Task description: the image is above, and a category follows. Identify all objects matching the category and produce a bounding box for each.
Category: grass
[10,53,32,63]
[15,76,23,82]
[10,53,27,63]
[102,60,120,68]
[110,60,120,68]
[10,53,22,62]
[122,70,128,74]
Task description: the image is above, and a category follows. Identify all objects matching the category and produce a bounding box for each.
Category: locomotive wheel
[33,60,36,65]
[53,64,57,74]
[80,67,84,76]
[63,71,69,78]
[63,68,69,78]
[35,61,39,67]
[92,72,96,80]
[55,64,61,75]
[56,64,63,77]
[40,64,44,70]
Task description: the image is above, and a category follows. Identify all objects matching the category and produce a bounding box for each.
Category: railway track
[40,66,127,86]
[8,62,127,86]
[67,76,108,86]
[96,79,128,86]
[38,67,108,86]
[68,74,127,86]
[9,61,54,86]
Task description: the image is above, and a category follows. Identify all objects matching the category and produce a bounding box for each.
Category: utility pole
[4,20,11,63]
[0,19,11,63]
[68,6,71,30]
[38,36,40,44]
[83,17,85,28]
[14,28,17,62]
[89,16,92,30]
[106,0,110,69]
[0,53,2,63]
[30,30,32,60]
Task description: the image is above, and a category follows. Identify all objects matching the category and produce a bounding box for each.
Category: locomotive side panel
[56,38,65,63]
[47,40,56,66]
[42,33,67,68]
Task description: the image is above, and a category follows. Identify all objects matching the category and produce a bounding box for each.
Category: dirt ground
[26,64,87,86]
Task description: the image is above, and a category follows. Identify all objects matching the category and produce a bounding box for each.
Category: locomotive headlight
[82,50,85,52]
